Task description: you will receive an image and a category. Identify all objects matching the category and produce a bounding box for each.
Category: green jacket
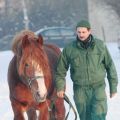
[55,36,118,94]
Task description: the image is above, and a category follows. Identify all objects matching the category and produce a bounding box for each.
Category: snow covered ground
[0,42,120,120]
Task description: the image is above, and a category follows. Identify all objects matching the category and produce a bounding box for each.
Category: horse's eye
[25,63,29,67]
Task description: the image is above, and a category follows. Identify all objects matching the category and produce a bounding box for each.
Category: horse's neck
[43,45,59,94]
[43,45,59,70]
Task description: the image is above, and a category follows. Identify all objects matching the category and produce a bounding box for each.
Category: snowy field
[0,42,120,120]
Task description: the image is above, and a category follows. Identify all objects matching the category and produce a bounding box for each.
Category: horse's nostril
[34,91,47,103]
[37,91,40,96]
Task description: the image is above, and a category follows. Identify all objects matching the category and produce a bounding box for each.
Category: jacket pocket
[71,57,80,67]
[94,84,106,101]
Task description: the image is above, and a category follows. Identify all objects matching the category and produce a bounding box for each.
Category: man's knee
[91,113,106,120]
[91,101,107,120]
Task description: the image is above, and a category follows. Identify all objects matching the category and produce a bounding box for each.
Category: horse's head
[12,30,52,103]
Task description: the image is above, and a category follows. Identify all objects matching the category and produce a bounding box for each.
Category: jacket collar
[76,35,95,49]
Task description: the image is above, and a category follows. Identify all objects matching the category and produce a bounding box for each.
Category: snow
[0,42,120,120]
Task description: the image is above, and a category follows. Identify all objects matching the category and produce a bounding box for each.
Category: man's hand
[110,92,117,98]
[57,90,65,98]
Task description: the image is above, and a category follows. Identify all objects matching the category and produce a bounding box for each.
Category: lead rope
[46,100,52,112]
[45,100,52,120]
[64,94,77,120]
[46,94,77,120]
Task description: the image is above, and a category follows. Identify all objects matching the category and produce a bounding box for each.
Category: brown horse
[7,30,65,120]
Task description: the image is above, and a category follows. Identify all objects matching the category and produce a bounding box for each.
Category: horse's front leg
[38,101,50,120]
[11,98,27,120]
[27,108,37,120]
[54,98,65,120]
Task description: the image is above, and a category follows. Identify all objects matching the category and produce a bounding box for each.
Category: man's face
[76,27,91,41]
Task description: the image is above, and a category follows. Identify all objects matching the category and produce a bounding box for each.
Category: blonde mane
[12,30,38,54]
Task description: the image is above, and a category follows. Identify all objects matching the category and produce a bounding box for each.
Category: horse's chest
[14,83,33,102]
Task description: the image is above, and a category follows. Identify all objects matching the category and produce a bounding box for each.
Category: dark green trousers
[73,84,107,120]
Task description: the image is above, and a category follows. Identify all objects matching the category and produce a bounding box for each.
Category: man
[55,20,118,120]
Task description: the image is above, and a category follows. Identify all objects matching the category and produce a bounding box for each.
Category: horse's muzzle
[34,91,47,103]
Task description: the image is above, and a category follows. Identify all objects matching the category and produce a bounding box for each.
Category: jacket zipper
[86,50,89,85]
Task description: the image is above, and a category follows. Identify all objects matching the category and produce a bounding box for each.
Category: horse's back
[44,44,61,70]
[44,44,61,56]
[7,56,18,91]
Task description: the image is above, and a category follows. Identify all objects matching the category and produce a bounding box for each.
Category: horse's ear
[37,34,43,46]
[22,35,30,48]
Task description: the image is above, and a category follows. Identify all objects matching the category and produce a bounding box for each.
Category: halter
[27,75,44,89]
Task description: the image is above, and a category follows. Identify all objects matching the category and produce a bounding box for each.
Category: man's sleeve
[104,45,118,94]
[55,48,70,92]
